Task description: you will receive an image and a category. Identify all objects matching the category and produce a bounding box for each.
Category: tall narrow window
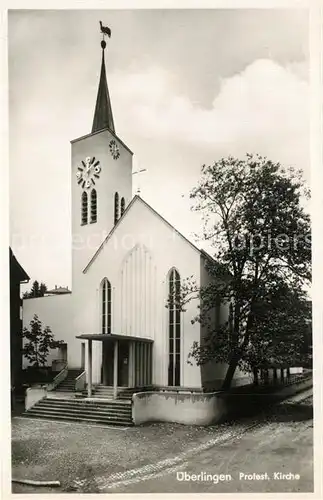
[90,189,97,223]
[114,192,119,224]
[101,278,112,334]
[120,197,125,216]
[168,268,181,386]
[81,191,88,225]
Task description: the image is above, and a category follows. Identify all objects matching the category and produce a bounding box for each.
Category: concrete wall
[75,197,202,386]
[132,376,312,426]
[22,294,72,368]
[132,391,227,426]
[25,386,47,410]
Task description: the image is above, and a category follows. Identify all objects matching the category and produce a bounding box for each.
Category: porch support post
[140,342,143,387]
[128,341,134,387]
[87,339,93,398]
[147,343,151,385]
[113,340,118,399]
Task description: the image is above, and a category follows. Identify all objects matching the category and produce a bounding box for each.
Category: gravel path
[11,418,236,492]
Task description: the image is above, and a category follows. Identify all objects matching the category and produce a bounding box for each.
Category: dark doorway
[118,341,129,387]
[101,341,129,387]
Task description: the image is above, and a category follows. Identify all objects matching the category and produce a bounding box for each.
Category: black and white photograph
[5,6,317,496]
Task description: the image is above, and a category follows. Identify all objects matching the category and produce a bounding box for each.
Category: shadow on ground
[263,401,313,423]
[224,397,313,426]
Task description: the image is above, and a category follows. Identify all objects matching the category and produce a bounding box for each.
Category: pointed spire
[92,40,115,134]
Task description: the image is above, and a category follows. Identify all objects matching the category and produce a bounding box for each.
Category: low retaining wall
[133,391,227,426]
[25,386,47,410]
[132,376,312,426]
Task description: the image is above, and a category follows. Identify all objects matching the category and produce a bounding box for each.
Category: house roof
[83,195,216,273]
[46,286,71,295]
[9,248,29,283]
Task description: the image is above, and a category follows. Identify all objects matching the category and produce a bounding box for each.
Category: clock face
[76,156,101,189]
[109,140,120,160]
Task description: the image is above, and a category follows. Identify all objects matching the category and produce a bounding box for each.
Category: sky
[8,9,309,291]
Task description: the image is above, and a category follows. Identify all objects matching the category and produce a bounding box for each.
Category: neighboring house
[9,248,29,392]
[45,285,71,296]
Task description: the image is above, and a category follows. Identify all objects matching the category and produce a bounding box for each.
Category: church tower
[71,37,133,286]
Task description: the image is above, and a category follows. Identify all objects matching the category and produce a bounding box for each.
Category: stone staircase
[23,397,133,426]
[83,385,140,400]
[55,369,83,392]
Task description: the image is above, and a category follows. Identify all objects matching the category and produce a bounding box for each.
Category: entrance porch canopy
[76,333,154,343]
[76,333,153,398]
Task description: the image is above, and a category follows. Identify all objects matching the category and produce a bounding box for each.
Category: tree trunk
[253,368,258,385]
[264,369,269,384]
[221,354,240,390]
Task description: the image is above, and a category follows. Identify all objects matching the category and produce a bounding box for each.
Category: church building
[23,35,249,400]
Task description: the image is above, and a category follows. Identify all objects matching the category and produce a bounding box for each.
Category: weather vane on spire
[99,21,111,40]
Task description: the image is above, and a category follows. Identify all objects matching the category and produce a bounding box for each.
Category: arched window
[120,197,125,216]
[168,268,181,386]
[81,191,88,225]
[90,189,97,223]
[114,192,119,224]
[101,278,112,334]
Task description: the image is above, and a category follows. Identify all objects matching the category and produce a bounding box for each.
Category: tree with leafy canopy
[22,314,63,368]
[23,280,48,299]
[175,154,311,390]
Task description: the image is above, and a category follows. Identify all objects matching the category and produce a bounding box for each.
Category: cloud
[110,58,309,174]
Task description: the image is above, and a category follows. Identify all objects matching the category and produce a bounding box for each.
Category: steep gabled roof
[83,195,216,273]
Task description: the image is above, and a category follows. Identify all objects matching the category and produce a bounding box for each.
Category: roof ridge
[83,196,211,273]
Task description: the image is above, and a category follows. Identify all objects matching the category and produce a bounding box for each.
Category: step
[56,386,75,390]
[54,389,75,392]
[40,399,131,409]
[37,404,132,415]
[23,412,133,426]
[93,389,114,393]
[26,406,132,419]
[27,401,132,415]
[27,406,132,419]
[45,396,131,404]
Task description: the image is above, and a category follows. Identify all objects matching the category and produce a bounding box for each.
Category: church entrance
[102,340,129,387]
[76,333,154,398]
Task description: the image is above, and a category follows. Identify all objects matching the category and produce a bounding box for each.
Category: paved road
[102,389,313,494]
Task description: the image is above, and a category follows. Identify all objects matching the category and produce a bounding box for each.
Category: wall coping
[132,375,312,402]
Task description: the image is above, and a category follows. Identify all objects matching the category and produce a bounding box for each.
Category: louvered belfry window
[114,192,119,224]
[81,191,88,225]
[90,189,97,223]
[120,197,125,216]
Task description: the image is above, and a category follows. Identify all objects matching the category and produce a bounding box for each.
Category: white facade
[75,196,203,386]
[21,41,236,391]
